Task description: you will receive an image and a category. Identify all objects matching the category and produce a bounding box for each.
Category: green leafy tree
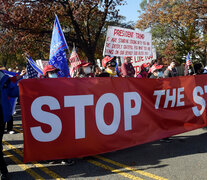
[137,0,207,65]
[0,0,126,65]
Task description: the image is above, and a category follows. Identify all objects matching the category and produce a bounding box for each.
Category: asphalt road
[2,104,207,180]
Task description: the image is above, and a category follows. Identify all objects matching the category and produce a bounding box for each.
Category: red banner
[19,75,207,162]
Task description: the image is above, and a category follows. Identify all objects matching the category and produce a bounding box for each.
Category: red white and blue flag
[26,56,43,78]
[69,46,81,77]
[186,52,192,66]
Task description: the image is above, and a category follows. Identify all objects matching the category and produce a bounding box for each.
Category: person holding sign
[99,56,118,77]
[42,65,75,166]
[121,56,135,77]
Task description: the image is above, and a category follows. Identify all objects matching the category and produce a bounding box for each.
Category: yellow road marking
[95,155,168,180]
[13,127,22,133]
[3,148,44,179]
[88,159,144,180]
[3,141,65,180]
[13,125,167,180]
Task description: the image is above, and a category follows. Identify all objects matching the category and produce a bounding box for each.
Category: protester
[93,65,102,77]
[6,116,15,134]
[0,70,19,180]
[193,63,203,75]
[6,70,26,135]
[76,62,94,78]
[99,56,118,77]
[42,65,75,166]
[43,65,60,78]
[137,63,150,78]
[147,60,158,78]
[163,61,178,78]
[121,56,135,77]
[203,66,207,74]
[150,64,173,143]
[184,64,194,76]
[149,64,164,79]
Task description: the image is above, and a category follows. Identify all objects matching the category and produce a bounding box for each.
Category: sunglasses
[106,60,116,67]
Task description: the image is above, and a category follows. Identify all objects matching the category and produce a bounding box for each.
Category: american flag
[186,52,192,66]
[69,46,81,77]
[26,56,43,78]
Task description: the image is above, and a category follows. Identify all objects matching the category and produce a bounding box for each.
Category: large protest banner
[20,75,207,162]
[103,26,153,74]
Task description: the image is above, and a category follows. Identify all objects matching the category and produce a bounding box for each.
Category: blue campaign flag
[49,15,70,77]
[26,56,43,78]
[3,70,20,77]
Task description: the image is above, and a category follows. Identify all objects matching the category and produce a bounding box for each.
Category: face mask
[48,73,58,78]
[83,67,91,74]
[0,71,5,80]
[157,71,163,78]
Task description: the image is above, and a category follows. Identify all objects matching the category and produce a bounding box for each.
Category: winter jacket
[0,74,19,123]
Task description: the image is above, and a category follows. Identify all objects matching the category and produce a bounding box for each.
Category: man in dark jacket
[163,61,178,78]
[0,70,19,180]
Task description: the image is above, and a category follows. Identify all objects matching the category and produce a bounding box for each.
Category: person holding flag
[49,15,70,78]
[163,61,178,78]
[184,53,194,76]
[42,64,75,166]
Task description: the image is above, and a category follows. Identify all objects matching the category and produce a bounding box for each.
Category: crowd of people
[69,56,205,79]
[0,55,206,180]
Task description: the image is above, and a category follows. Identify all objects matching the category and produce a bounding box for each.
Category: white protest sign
[103,26,153,74]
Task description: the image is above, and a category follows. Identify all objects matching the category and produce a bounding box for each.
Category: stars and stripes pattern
[186,52,192,66]
[69,46,81,77]
[26,57,43,78]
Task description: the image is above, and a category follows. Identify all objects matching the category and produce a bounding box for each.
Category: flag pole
[192,63,196,74]
[190,53,195,74]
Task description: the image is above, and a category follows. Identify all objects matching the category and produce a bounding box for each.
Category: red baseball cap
[141,63,150,70]
[102,56,114,68]
[43,65,59,76]
[148,64,163,73]
[77,61,92,68]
